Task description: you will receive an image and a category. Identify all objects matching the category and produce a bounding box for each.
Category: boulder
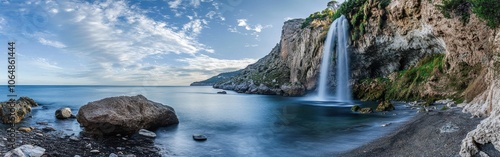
[376,100,395,112]
[359,108,373,114]
[76,95,179,136]
[4,145,45,157]
[18,127,33,132]
[351,105,361,112]
[55,108,73,119]
[0,97,38,124]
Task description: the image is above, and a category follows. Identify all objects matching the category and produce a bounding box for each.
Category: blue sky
[0,0,330,85]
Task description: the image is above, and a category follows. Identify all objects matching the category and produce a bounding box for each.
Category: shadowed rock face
[76,95,179,136]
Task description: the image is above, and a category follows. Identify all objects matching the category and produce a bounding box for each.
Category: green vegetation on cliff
[436,0,500,28]
[354,53,487,104]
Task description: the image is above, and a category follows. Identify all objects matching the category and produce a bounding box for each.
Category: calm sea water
[0,86,415,156]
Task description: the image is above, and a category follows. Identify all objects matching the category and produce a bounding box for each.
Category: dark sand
[339,107,483,157]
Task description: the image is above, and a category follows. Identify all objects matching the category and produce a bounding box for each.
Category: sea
[0,85,416,156]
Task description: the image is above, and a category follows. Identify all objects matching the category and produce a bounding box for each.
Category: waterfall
[317,15,352,102]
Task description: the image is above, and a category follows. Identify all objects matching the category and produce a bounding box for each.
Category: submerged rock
[76,95,179,136]
[376,100,395,112]
[55,107,73,119]
[217,91,227,94]
[4,145,45,157]
[193,134,207,141]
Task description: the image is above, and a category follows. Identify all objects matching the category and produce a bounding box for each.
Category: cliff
[211,0,499,155]
[213,18,329,96]
[190,70,242,86]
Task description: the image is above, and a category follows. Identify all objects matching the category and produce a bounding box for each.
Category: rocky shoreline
[339,106,487,157]
[0,126,163,156]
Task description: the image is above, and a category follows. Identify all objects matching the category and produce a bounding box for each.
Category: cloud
[177,54,256,73]
[38,37,66,48]
[244,44,258,47]
[168,0,182,9]
[33,57,63,70]
[235,19,272,33]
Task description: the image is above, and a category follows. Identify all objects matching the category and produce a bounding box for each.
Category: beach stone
[70,136,80,141]
[193,134,207,141]
[42,127,56,132]
[440,122,459,133]
[55,108,73,119]
[109,153,118,157]
[18,127,32,132]
[217,91,227,94]
[76,95,179,136]
[138,129,156,138]
[4,145,45,157]
[0,97,38,124]
[376,100,395,112]
[36,121,48,125]
[90,150,100,153]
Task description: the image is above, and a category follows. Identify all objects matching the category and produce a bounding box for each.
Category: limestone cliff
[213,19,329,96]
[212,0,499,155]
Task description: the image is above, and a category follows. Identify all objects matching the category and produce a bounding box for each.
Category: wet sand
[339,107,483,157]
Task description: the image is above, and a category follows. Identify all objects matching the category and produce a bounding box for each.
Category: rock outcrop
[0,97,38,124]
[76,95,179,136]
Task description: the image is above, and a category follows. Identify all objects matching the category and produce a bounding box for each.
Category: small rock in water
[90,149,100,153]
[193,134,207,141]
[35,133,44,137]
[109,153,119,157]
[138,129,157,138]
[36,121,49,125]
[55,107,73,119]
[74,155,81,157]
[18,127,32,132]
[359,108,373,114]
[351,105,361,112]
[381,123,392,127]
[217,91,227,94]
[42,127,56,132]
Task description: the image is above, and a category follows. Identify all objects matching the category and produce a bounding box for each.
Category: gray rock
[4,145,45,157]
[42,127,56,132]
[138,129,156,138]
[109,153,118,157]
[76,95,179,136]
[0,97,38,124]
[55,107,72,119]
[90,150,100,153]
[193,134,207,141]
[217,91,227,94]
[440,122,459,133]
[69,136,80,141]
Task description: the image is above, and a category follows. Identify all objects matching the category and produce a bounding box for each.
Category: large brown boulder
[0,97,38,124]
[76,95,179,136]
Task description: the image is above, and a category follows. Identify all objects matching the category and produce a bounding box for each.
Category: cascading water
[316,15,352,102]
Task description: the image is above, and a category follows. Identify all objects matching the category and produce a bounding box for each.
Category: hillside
[190,70,242,86]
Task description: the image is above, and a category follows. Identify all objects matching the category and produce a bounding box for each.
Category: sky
[0,0,330,85]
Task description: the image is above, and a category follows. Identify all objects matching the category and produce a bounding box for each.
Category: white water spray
[317,15,352,102]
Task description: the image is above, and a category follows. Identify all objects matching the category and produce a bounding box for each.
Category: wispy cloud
[236,18,272,33]
[38,37,66,48]
[168,0,182,9]
[177,54,256,73]
[33,57,63,70]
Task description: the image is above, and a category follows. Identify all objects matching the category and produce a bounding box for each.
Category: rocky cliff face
[213,0,499,155]
[213,19,329,96]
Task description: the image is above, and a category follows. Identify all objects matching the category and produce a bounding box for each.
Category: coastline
[0,126,163,156]
[338,107,485,157]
